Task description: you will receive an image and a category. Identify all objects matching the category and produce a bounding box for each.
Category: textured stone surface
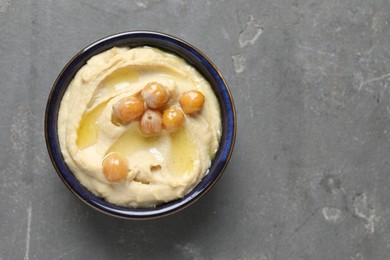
[2,0,390,259]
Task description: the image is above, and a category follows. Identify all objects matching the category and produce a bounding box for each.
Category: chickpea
[112,96,144,125]
[102,152,128,182]
[141,82,169,109]
[140,109,163,135]
[163,105,185,133]
[179,90,205,114]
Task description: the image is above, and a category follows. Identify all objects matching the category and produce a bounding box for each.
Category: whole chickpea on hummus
[58,46,222,207]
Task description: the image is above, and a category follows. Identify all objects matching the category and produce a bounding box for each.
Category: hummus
[58,46,222,207]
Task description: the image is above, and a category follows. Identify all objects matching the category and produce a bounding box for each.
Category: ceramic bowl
[45,31,236,219]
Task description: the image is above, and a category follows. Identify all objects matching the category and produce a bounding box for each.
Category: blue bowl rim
[45,31,236,220]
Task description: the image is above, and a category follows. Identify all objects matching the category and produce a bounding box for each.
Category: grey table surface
[1,0,390,259]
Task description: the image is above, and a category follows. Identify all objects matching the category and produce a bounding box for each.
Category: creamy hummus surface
[58,46,222,207]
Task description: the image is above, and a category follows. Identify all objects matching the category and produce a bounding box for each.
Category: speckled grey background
[1,0,390,259]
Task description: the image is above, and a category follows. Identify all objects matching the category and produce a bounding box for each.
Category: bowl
[45,31,236,219]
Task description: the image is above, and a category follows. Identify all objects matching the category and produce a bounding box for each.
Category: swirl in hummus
[58,46,221,207]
